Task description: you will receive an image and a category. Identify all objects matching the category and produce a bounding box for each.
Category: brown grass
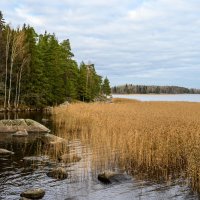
[53,99,200,192]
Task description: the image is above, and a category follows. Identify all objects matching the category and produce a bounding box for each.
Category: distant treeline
[112,84,200,94]
[0,11,111,109]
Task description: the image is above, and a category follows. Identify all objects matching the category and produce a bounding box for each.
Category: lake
[112,94,200,102]
[0,111,199,200]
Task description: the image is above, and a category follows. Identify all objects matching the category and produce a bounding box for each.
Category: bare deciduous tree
[4,26,11,109]
[7,30,26,109]
[14,55,30,109]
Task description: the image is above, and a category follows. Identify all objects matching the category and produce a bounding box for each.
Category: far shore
[112,93,200,95]
[112,93,200,103]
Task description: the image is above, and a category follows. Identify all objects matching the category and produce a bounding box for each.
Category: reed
[53,99,200,192]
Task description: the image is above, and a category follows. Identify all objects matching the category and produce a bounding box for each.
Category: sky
[0,0,200,88]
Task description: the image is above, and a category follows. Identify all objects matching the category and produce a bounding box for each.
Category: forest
[112,84,200,94]
[0,11,111,109]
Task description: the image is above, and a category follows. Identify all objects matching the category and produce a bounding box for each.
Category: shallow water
[0,112,199,200]
[112,94,200,102]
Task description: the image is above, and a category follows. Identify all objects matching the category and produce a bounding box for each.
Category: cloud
[14,6,45,26]
[127,1,164,21]
[0,0,200,87]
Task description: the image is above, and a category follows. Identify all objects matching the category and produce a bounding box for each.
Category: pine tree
[78,62,89,101]
[22,26,48,107]
[102,77,111,96]
[0,13,112,107]
[60,40,78,100]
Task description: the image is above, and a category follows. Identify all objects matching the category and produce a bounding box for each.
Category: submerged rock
[47,167,68,180]
[98,171,131,184]
[12,129,28,137]
[20,188,45,199]
[41,118,50,123]
[39,133,67,145]
[0,148,14,155]
[59,154,81,163]
[19,197,32,200]
[23,156,49,163]
[0,119,50,133]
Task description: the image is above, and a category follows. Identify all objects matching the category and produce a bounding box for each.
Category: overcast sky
[1,0,200,87]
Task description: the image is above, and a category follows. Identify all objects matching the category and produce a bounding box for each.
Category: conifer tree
[102,77,111,96]
[0,11,111,107]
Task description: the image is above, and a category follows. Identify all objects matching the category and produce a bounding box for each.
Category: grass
[53,99,200,192]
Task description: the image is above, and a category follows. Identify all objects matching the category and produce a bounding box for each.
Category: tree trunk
[7,56,13,109]
[4,28,11,109]
[16,57,29,108]
[14,70,19,109]
[8,34,17,109]
[7,31,25,109]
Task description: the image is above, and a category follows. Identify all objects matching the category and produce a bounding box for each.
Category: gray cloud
[1,0,200,87]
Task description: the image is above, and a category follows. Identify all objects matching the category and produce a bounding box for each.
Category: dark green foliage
[112,84,200,94]
[78,63,102,101]
[0,11,110,108]
[102,77,111,96]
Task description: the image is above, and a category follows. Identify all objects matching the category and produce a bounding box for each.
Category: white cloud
[127,1,164,21]
[15,6,45,26]
[0,0,200,87]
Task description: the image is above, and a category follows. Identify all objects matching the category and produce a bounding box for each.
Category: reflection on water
[0,111,45,120]
[0,112,199,199]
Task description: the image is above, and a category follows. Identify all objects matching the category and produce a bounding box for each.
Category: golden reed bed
[53,98,200,192]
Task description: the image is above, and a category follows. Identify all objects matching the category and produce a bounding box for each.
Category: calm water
[112,94,200,102]
[0,112,199,200]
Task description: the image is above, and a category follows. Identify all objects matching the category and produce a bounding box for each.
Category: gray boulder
[0,148,14,155]
[12,129,28,137]
[39,133,67,145]
[20,188,45,199]
[25,119,50,133]
[0,119,50,133]
[23,156,49,163]
[41,118,50,123]
[47,167,68,180]
[98,171,131,184]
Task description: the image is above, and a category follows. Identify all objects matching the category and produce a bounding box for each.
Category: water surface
[112,94,200,102]
[0,112,199,200]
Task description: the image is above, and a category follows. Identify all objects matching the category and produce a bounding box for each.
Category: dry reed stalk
[53,100,200,192]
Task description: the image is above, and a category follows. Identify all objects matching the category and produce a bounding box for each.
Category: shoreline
[112,94,200,103]
[112,93,200,96]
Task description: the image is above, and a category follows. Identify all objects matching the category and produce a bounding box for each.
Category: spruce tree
[0,13,112,107]
[102,77,111,96]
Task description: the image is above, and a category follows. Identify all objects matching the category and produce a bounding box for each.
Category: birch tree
[7,30,26,109]
[4,26,11,109]
[14,55,30,109]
